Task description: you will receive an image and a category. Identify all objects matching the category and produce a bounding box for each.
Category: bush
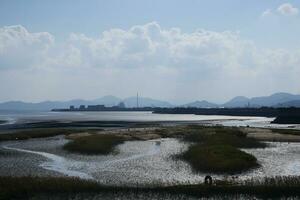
[181,144,259,174]
[63,134,125,155]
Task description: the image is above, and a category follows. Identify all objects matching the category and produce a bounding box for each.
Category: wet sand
[2,129,300,186]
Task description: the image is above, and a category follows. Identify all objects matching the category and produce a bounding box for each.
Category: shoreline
[2,121,300,198]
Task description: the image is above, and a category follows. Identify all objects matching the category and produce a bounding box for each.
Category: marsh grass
[0,128,90,141]
[177,126,264,174]
[182,126,266,148]
[1,176,300,199]
[180,145,258,174]
[271,128,300,136]
[63,134,125,155]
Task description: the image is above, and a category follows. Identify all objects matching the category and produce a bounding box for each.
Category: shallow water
[2,137,300,186]
[0,110,267,124]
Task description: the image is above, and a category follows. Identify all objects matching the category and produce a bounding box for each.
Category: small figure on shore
[204,175,213,185]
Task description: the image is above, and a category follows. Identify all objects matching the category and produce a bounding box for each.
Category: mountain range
[1,92,300,111]
[0,95,172,110]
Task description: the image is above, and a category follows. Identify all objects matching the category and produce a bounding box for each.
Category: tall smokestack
[136,92,139,108]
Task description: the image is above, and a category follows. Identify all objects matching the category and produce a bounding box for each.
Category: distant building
[69,105,75,110]
[87,105,105,110]
[79,105,86,110]
[117,102,126,108]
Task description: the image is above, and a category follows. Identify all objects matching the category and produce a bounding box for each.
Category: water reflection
[3,138,300,186]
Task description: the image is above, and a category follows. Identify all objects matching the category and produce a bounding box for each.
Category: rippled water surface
[0,110,266,123]
[2,137,300,186]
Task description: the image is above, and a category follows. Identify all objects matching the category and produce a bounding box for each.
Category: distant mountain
[222,96,250,108]
[123,97,173,108]
[1,92,300,111]
[223,93,300,108]
[182,100,218,108]
[251,93,300,107]
[92,95,122,107]
[274,100,300,108]
[0,96,173,110]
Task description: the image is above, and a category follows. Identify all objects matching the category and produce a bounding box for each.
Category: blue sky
[1,0,299,48]
[0,0,300,103]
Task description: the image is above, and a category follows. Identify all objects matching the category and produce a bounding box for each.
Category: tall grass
[271,128,300,136]
[182,126,266,148]
[181,145,258,174]
[0,128,87,141]
[178,126,264,174]
[63,134,125,155]
[1,176,300,199]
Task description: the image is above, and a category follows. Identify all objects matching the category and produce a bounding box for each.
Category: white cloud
[0,25,54,69]
[0,22,300,102]
[261,9,273,17]
[277,3,299,16]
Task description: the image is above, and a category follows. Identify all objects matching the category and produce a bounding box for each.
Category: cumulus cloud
[0,22,300,102]
[0,25,54,69]
[277,3,299,16]
[261,9,273,17]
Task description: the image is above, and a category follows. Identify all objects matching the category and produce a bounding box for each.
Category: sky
[0,0,300,104]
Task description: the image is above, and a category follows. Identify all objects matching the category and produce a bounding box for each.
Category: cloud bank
[0,22,299,103]
[262,3,299,17]
[277,3,299,16]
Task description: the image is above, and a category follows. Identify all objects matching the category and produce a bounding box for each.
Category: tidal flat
[1,120,300,199]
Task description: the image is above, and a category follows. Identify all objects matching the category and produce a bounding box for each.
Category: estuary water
[2,137,300,186]
[0,110,262,123]
[1,110,300,129]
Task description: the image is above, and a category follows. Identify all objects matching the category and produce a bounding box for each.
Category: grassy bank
[0,128,91,142]
[63,134,125,155]
[182,126,266,148]
[181,145,258,174]
[1,176,300,199]
[177,126,265,174]
[271,128,300,136]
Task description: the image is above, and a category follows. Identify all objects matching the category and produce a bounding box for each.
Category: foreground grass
[177,126,265,174]
[63,134,125,155]
[1,176,300,199]
[0,176,101,200]
[0,128,89,141]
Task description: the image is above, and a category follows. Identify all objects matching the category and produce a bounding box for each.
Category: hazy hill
[1,92,300,111]
[223,93,300,108]
[92,95,122,107]
[222,96,250,108]
[182,100,218,108]
[0,96,173,110]
[274,100,300,108]
[251,92,300,107]
[123,97,173,108]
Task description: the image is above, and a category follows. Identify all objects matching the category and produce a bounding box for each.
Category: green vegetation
[181,145,258,174]
[271,128,300,136]
[1,176,300,199]
[183,126,266,148]
[0,128,90,141]
[177,126,265,174]
[63,134,125,155]
[0,176,101,200]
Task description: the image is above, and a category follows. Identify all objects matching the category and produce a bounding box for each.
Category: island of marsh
[1,122,300,198]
